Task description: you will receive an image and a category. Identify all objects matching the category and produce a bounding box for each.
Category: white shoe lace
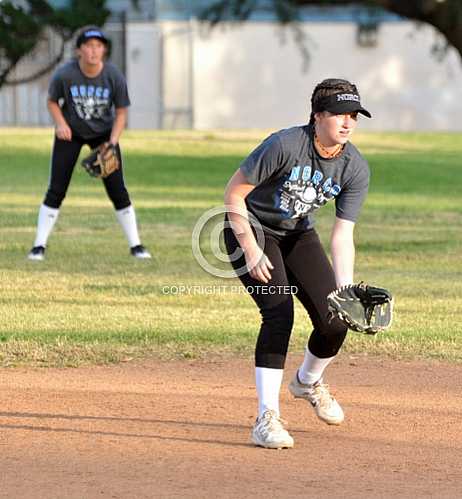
[309,383,335,410]
[259,411,288,436]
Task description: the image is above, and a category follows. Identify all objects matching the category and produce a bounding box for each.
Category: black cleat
[130,244,151,259]
[28,245,46,261]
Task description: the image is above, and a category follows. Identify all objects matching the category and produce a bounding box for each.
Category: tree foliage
[201,0,462,60]
[0,0,110,86]
[1,0,461,89]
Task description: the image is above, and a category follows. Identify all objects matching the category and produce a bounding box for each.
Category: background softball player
[28,26,151,261]
[224,78,371,449]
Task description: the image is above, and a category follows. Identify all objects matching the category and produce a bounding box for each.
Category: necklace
[314,133,343,159]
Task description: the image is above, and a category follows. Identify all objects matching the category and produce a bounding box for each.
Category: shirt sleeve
[113,69,131,108]
[335,159,370,223]
[239,134,286,186]
[48,69,64,102]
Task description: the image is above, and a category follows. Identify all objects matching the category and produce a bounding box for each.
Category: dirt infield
[1,354,461,499]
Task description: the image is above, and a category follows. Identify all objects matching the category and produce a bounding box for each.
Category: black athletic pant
[44,134,131,210]
[224,226,348,369]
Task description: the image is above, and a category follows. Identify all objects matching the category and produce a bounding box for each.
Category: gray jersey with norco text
[48,59,130,139]
[240,125,369,236]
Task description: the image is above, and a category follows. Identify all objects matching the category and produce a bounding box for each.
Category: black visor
[76,28,109,48]
[314,92,371,118]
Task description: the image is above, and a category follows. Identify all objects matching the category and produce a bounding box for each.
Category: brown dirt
[1,354,461,499]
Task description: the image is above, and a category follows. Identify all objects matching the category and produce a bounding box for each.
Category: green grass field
[0,128,461,366]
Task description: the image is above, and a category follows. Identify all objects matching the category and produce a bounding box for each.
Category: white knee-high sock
[33,204,60,247]
[115,205,141,247]
[255,367,284,418]
[297,347,336,385]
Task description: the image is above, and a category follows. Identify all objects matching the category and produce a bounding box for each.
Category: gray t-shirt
[240,125,369,235]
[48,59,130,139]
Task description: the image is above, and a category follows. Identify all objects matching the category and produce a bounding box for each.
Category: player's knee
[110,192,130,210]
[323,322,348,351]
[316,309,348,338]
[256,299,294,368]
[261,298,294,332]
[44,188,65,209]
[258,298,294,346]
[321,320,348,340]
[308,326,348,358]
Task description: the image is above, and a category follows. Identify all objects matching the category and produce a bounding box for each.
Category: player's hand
[244,244,274,283]
[55,122,72,141]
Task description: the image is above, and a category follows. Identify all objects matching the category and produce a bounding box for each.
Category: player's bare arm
[47,99,72,141]
[224,169,274,283]
[109,107,128,145]
[330,217,355,287]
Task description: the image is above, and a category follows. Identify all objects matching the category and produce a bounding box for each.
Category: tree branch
[4,38,65,86]
[200,0,462,60]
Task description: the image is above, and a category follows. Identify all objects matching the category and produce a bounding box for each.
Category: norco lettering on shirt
[336,93,360,102]
[70,85,110,99]
[239,124,369,234]
[69,84,111,121]
[278,165,342,219]
[288,165,341,195]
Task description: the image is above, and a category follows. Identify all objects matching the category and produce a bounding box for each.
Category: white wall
[2,19,461,131]
[126,23,162,129]
[160,21,194,129]
[190,21,462,131]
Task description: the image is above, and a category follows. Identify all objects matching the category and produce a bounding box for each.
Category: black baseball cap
[314,92,372,118]
[76,27,109,48]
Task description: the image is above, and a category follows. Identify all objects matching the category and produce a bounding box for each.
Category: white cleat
[251,410,294,449]
[289,372,344,425]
